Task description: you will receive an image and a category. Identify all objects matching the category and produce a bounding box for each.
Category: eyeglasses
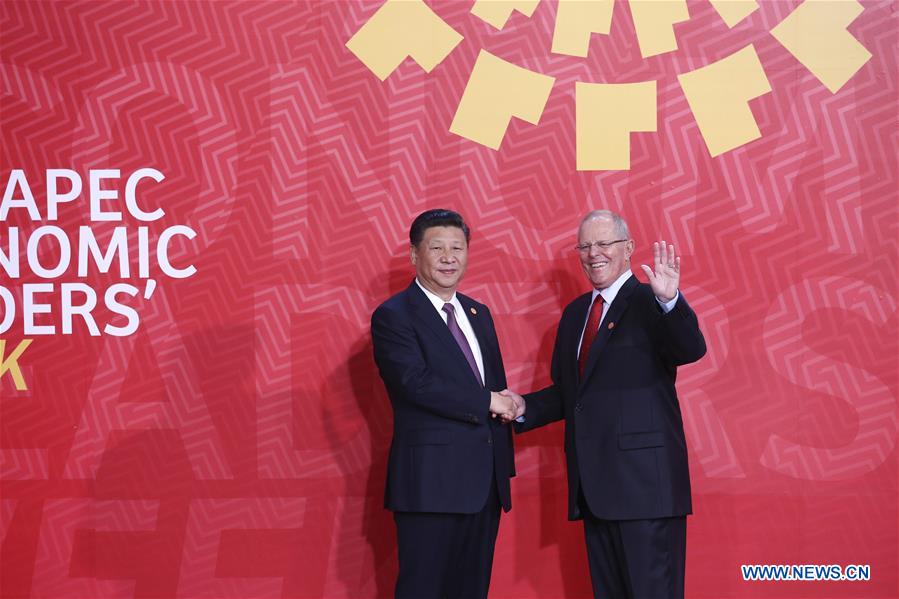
[574,239,628,253]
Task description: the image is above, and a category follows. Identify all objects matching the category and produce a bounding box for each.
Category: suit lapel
[580,275,638,388]
[407,281,462,357]
[407,282,483,387]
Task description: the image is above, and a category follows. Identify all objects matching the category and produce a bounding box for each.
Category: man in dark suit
[508,210,706,598]
[371,209,519,599]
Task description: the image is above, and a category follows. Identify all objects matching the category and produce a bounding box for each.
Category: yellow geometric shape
[471,0,541,30]
[552,0,614,57]
[450,50,555,150]
[627,0,689,58]
[678,45,772,157]
[708,0,758,28]
[770,0,871,93]
[345,0,463,81]
[576,81,657,170]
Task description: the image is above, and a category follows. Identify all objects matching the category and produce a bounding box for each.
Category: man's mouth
[589,261,608,271]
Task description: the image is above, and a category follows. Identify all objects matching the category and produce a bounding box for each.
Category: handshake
[489,389,526,423]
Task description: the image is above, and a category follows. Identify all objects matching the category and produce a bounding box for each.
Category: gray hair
[579,210,630,239]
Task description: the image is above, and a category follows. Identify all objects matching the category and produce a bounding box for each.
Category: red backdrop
[1,1,897,597]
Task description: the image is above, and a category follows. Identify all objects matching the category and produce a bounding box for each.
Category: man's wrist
[656,290,679,313]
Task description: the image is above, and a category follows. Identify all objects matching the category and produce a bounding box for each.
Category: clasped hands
[489,389,525,423]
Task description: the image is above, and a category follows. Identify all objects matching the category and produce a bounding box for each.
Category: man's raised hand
[641,240,680,303]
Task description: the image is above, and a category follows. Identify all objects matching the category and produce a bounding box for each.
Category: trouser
[581,495,687,598]
[393,479,501,599]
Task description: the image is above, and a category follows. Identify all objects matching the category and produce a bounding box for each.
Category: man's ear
[409,244,417,265]
[625,239,635,259]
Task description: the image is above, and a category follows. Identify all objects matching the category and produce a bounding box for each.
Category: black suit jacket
[371,281,514,514]
[519,275,706,521]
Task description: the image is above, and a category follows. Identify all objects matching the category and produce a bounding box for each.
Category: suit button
[487,437,493,445]
[575,403,582,412]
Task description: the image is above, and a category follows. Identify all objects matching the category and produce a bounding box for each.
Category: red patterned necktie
[578,294,604,378]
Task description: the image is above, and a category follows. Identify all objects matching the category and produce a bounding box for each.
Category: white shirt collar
[415,278,459,311]
[591,269,633,305]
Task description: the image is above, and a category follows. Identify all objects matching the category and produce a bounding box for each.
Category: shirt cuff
[656,290,679,313]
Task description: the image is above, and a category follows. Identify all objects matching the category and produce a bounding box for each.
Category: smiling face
[411,226,469,301]
[578,216,634,290]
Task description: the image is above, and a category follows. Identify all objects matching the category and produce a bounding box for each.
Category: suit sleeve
[654,293,707,366]
[516,313,567,433]
[371,304,491,424]
[481,306,508,391]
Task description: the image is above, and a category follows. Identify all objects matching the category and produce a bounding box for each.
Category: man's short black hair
[409,209,471,246]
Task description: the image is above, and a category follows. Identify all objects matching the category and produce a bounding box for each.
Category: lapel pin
[608,322,615,329]
[470,307,477,315]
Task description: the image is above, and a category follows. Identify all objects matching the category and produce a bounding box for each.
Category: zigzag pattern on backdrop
[1,0,896,597]
[761,276,896,480]
[0,448,48,480]
[30,498,158,597]
[254,284,381,480]
[677,285,744,479]
[63,288,233,481]
[178,497,307,597]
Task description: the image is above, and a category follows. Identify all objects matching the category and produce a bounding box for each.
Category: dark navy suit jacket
[371,281,514,514]
[519,275,706,521]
